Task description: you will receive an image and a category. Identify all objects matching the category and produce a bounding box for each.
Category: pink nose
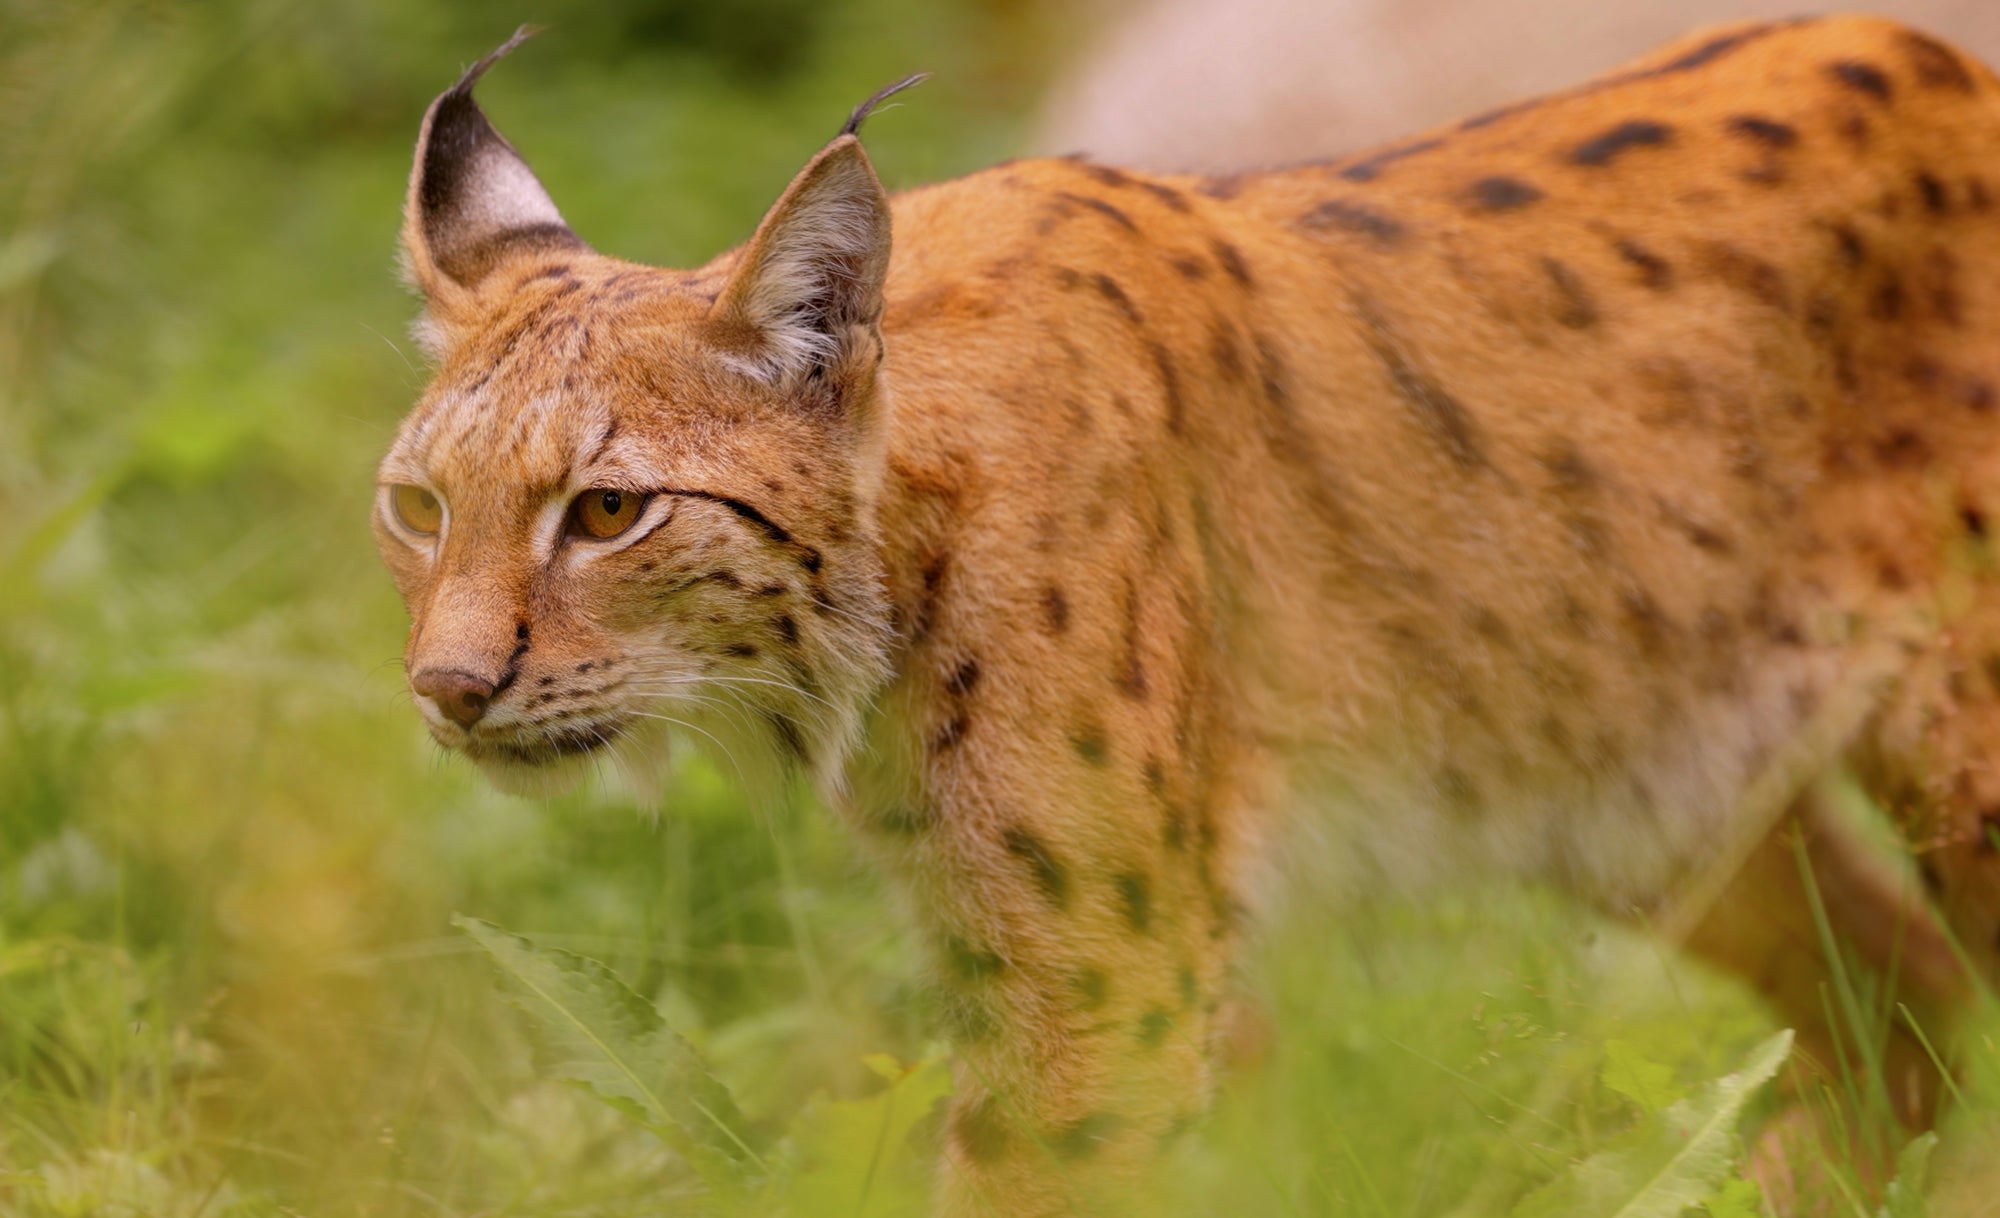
[411,668,496,727]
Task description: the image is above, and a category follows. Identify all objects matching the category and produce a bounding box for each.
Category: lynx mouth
[463,719,627,767]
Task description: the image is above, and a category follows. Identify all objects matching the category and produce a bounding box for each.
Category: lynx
[375,19,2000,1213]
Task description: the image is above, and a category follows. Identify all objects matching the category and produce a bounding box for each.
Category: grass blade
[452,914,765,1186]
[1509,1030,1793,1218]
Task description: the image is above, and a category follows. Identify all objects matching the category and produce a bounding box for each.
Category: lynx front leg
[914,782,1239,1218]
[854,730,1248,1217]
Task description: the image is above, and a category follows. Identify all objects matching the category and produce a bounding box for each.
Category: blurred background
[2,1,1995,1215]
[1038,0,2000,171]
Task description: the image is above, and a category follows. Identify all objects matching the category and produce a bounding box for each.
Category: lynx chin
[377,19,2000,1213]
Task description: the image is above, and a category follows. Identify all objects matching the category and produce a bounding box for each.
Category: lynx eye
[390,484,443,535]
[570,488,645,540]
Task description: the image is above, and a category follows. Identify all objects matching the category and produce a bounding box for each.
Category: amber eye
[571,488,644,539]
[391,484,443,535]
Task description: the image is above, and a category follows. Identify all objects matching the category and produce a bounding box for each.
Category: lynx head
[374,31,914,799]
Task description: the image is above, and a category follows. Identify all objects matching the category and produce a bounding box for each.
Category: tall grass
[2,2,1996,1215]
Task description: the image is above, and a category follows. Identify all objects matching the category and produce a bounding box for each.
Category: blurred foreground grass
[2,1,1997,1214]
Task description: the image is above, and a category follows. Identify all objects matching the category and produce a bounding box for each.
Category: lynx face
[374,37,902,796]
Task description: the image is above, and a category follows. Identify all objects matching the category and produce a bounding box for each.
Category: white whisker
[629,688,762,737]
[620,709,750,787]
[622,673,841,713]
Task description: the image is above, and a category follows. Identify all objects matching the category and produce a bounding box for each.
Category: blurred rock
[1037,0,2000,171]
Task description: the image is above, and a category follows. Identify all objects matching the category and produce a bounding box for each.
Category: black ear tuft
[404,26,585,297]
[418,25,544,223]
[838,73,930,138]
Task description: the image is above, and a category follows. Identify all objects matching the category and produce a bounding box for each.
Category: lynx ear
[710,76,924,390]
[710,137,891,388]
[402,27,585,307]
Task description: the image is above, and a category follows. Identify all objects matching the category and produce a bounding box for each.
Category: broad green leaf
[1703,1176,1763,1218]
[1510,1030,1792,1218]
[453,914,764,1188]
[1602,1040,1686,1113]
[1877,1133,1937,1218]
[783,1051,953,1218]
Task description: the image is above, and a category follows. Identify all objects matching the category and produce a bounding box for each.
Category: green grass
[3,1,1997,1214]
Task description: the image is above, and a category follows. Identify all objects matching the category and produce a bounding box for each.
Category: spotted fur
[377,18,2000,1213]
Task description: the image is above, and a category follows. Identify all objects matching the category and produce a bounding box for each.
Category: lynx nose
[412,668,496,728]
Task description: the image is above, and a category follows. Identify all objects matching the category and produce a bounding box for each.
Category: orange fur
[377,19,2000,1213]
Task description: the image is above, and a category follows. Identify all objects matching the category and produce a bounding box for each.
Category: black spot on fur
[1140,179,1192,212]
[1211,239,1253,287]
[1057,190,1140,234]
[931,710,970,752]
[1137,1008,1173,1047]
[1611,237,1673,290]
[1115,872,1153,934]
[1916,170,1950,215]
[1656,497,1736,554]
[1466,176,1545,211]
[1338,137,1445,182]
[1538,439,1598,492]
[1198,173,1247,200]
[1569,119,1674,167]
[1089,273,1143,325]
[947,657,981,697]
[1830,223,1867,268]
[1004,828,1071,908]
[1728,114,1799,147]
[1899,30,1975,92]
[1359,300,1490,471]
[1208,322,1246,382]
[947,937,1005,982]
[1461,99,1543,131]
[1073,966,1111,1011]
[1298,198,1407,245]
[1041,585,1071,635]
[1647,23,1782,77]
[1542,257,1599,328]
[1873,427,1929,468]
[1073,727,1110,766]
[913,551,949,641]
[1828,60,1893,103]
[1620,588,1674,658]
[1117,579,1148,699]
[1438,766,1481,814]
[767,712,808,762]
[1704,243,1788,311]
[722,642,757,658]
[773,614,799,645]
[1078,162,1136,191]
[951,1095,1011,1163]
[1170,255,1208,280]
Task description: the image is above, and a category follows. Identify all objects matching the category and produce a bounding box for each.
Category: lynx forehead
[377,18,2000,1212]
